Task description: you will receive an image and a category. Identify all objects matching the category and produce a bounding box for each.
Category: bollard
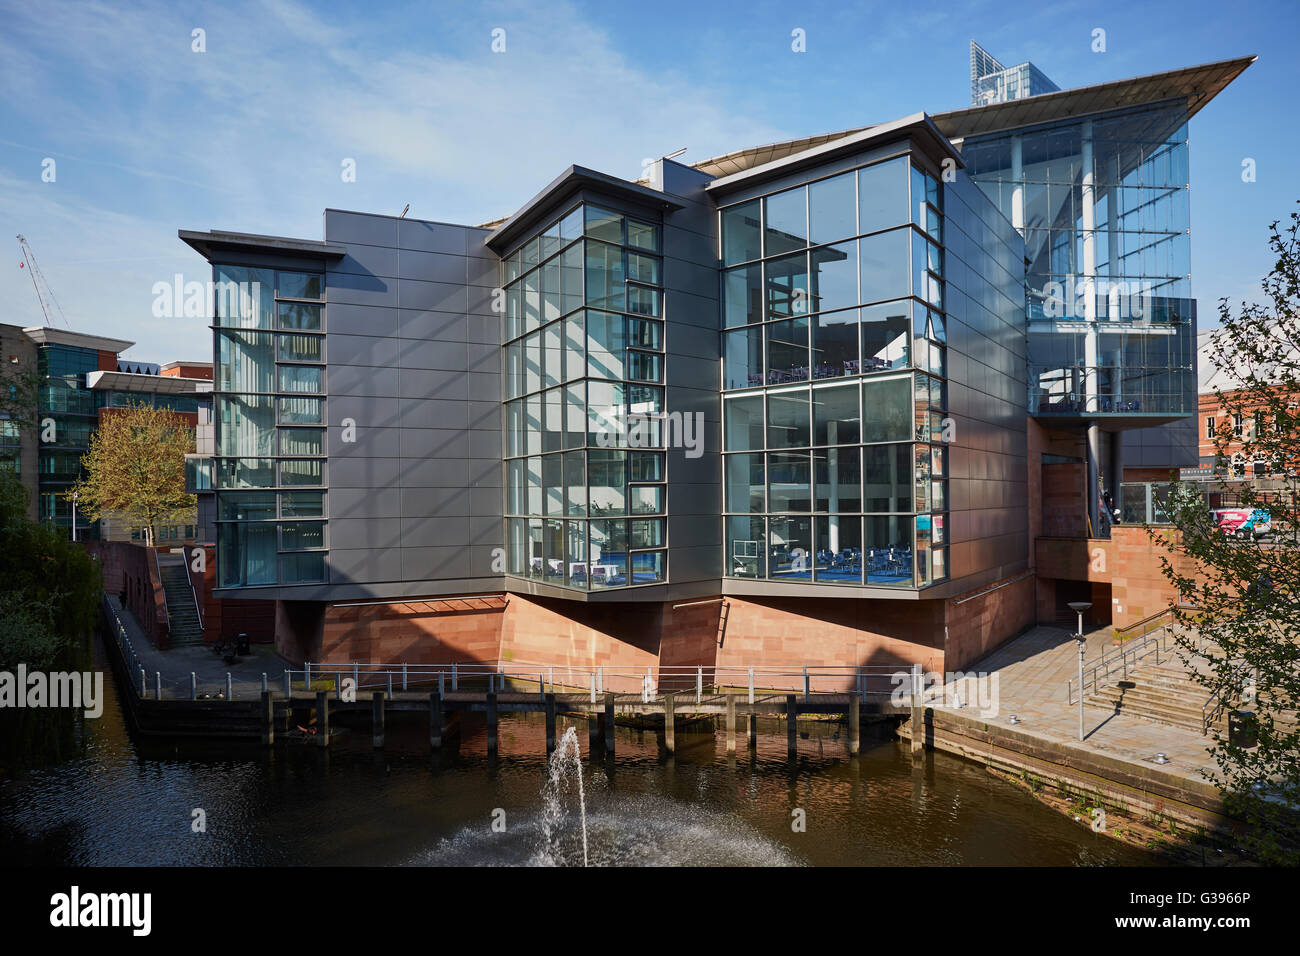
[545,694,557,753]
[155,671,161,700]
[261,690,275,745]
[284,671,291,699]
[226,672,233,701]
[304,661,311,692]
[261,672,268,694]
[191,672,197,700]
[316,690,330,748]
[139,667,146,696]
[372,690,385,749]
[429,691,443,750]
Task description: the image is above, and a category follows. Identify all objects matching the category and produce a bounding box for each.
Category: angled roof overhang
[704,113,961,197]
[484,165,686,254]
[22,326,134,352]
[178,229,346,262]
[933,55,1256,141]
[86,370,213,394]
[693,126,874,179]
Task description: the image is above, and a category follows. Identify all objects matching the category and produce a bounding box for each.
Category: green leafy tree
[68,402,196,546]
[1157,202,1300,863]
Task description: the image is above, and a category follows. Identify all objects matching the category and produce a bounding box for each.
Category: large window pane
[585,241,625,311]
[280,459,323,486]
[726,515,765,578]
[278,271,322,299]
[281,491,324,517]
[766,252,809,320]
[277,365,322,393]
[723,263,762,328]
[809,241,857,315]
[588,449,626,516]
[767,451,811,512]
[589,519,628,588]
[278,333,322,362]
[215,266,273,328]
[721,199,762,266]
[861,376,912,443]
[767,389,810,448]
[858,157,909,234]
[865,515,914,586]
[814,447,861,512]
[543,453,564,516]
[627,219,660,252]
[809,172,857,245]
[564,450,586,516]
[765,187,807,257]
[861,300,911,371]
[767,317,809,384]
[281,521,325,551]
[630,517,665,549]
[276,302,322,331]
[586,310,625,380]
[769,516,813,580]
[724,394,764,451]
[279,397,322,424]
[725,453,764,513]
[812,309,859,379]
[218,330,273,392]
[863,444,912,512]
[815,515,863,584]
[859,227,911,305]
[565,521,588,589]
[217,522,276,587]
[584,206,624,245]
[628,485,663,515]
[216,395,274,457]
[218,490,276,520]
[630,550,665,584]
[812,383,860,445]
[723,326,763,390]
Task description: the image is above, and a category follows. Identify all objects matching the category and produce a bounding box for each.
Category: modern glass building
[178,51,1254,674]
[970,40,1060,107]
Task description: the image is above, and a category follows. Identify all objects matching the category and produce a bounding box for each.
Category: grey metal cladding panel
[401,546,475,582]
[397,338,469,371]
[667,545,722,584]
[329,242,400,280]
[668,481,721,515]
[466,315,502,346]
[665,288,722,330]
[468,400,499,430]
[467,285,498,318]
[662,224,717,267]
[468,458,502,487]
[668,513,721,548]
[397,429,471,461]
[467,342,500,375]
[663,256,720,301]
[328,395,401,428]
[667,323,719,360]
[327,271,397,308]
[467,256,498,288]
[330,456,399,488]
[399,248,468,285]
[329,424,400,458]
[398,456,472,488]
[328,333,400,368]
[325,210,399,247]
[332,486,401,520]
[469,485,502,517]
[401,486,471,517]
[468,429,501,459]
[330,547,403,585]
[325,302,400,338]
[399,309,467,342]
[402,514,469,544]
[467,372,499,403]
[329,517,402,551]
[397,219,473,256]
[399,368,469,402]
[399,398,469,431]
[398,278,468,313]
[328,363,397,397]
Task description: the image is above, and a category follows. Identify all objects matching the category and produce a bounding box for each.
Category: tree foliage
[1157,202,1300,863]
[69,402,196,546]
[0,470,101,671]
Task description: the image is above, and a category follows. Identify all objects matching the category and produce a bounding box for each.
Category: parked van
[1212,508,1272,539]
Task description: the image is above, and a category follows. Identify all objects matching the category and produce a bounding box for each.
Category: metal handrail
[152,547,170,630]
[190,582,204,632]
[1065,618,1178,705]
[1201,658,1254,736]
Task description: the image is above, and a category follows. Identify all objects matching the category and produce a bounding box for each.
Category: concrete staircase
[157,555,204,646]
[1089,658,1300,737]
[1088,659,1222,735]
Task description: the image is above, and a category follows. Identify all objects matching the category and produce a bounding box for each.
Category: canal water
[0,635,1162,866]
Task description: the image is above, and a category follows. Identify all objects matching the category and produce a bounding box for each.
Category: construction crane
[16,234,69,328]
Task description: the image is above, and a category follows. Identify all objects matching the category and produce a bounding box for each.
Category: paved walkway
[931,625,1219,788]
[106,595,288,700]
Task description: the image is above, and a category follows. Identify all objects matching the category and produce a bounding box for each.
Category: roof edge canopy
[178,229,346,262]
[485,165,687,254]
[21,326,134,353]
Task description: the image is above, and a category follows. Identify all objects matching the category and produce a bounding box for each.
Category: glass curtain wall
[502,203,666,590]
[720,156,950,588]
[36,344,104,538]
[961,101,1194,417]
[213,266,327,587]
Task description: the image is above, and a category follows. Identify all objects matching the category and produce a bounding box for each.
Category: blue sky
[0,0,1295,364]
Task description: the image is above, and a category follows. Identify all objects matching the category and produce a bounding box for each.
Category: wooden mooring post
[429,691,443,750]
[748,712,758,750]
[261,690,274,746]
[486,692,499,755]
[603,692,615,756]
[849,694,860,755]
[372,690,385,749]
[544,694,556,753]
[786,695,798,757]
[315,690,329,748]
[910,663,925,761]
[664,693,676,753]
[726,694,736,753]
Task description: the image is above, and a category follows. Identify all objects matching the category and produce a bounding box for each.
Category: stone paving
[929,624,1221,787]
[106,595,288,699]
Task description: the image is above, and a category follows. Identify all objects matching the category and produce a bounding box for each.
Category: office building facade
[180,52,1254,675]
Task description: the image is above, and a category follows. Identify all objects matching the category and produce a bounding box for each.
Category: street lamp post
[71,490,78,543]
[1068,601,1092,741]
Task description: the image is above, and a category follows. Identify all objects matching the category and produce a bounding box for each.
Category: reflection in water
[0,636,1163,867]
